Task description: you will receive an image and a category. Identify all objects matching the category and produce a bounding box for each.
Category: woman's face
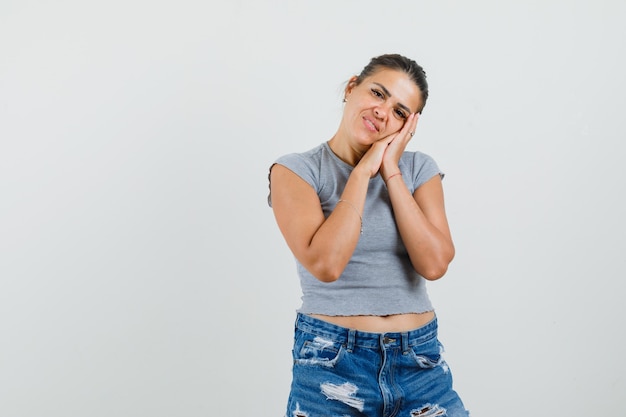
[343,68,422,146]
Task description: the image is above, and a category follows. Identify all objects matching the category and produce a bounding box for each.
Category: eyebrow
[373,82,412,114]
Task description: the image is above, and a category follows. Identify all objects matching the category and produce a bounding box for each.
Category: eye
[395,108,407,119]
[371,88,384,99]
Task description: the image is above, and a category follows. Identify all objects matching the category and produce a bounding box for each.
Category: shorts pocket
[293,331,344,367]
[408,338,445,369]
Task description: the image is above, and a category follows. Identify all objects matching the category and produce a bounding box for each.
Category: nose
[374,104,390,120]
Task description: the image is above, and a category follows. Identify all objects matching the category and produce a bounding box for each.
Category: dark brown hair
[355,53,429,113]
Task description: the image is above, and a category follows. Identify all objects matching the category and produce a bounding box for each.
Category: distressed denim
[285,313,469,417]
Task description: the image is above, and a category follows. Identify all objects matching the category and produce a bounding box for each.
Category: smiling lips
[363,116,379,133]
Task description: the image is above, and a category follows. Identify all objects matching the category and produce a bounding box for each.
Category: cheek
[387,118,405,134]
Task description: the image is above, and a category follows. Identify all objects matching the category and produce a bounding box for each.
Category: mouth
[363,116,379,133]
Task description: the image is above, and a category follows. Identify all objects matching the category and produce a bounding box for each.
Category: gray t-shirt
[268,142,443,316]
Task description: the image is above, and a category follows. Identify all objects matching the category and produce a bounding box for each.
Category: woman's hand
[380,112,419,181]
[354,135,396,178]
[354,112,419,179]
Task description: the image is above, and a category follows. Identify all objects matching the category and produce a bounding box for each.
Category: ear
[344,75,359,99]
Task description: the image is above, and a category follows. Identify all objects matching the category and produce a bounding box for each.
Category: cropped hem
[297,308,436,317]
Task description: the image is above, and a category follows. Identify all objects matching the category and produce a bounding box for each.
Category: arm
[385,173,455,280]
[380,113,454,280]
[269,163,370,282]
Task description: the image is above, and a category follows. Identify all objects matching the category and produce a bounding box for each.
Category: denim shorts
[285,313,469,417]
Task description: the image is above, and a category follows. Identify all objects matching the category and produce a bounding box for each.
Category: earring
[343,98,347,103]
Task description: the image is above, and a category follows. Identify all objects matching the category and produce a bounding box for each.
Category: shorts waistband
[294,313,438,351]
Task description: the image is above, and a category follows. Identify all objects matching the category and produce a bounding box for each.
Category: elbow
[298,247,347,283]
[308,260,344,283]
[416,248,455,281]
[313,266,343,283]
[420,264,449,281]
[315,273,341,283]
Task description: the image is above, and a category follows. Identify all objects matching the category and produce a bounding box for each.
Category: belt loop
[346,329,356,352]
[401,332,409,353]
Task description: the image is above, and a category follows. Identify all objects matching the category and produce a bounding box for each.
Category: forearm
[385,175,455,280]
[306,166,371,281]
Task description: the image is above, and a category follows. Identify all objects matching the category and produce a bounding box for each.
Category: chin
[356,138,375,148]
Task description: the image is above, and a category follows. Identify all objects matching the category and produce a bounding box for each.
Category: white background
[1,1,625,416]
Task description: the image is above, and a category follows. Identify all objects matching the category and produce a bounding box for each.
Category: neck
[327,133,367,167]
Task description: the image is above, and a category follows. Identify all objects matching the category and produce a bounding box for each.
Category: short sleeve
[408,151,444,192]
[267,152,320,207]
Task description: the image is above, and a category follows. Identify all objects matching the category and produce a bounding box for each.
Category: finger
[387,132,402,146]
[402,113,415,133]
[407,113,419,138]
[377,132,398,145]
[413,112,420,129]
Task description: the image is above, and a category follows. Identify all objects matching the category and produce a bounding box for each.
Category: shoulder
[400,150,438,167]
[268,143,327,207]
[274,143,325,169]
[272,143,327,177]
[400,150,444,190]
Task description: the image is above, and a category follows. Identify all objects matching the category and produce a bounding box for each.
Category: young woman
[268,54,469,417]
